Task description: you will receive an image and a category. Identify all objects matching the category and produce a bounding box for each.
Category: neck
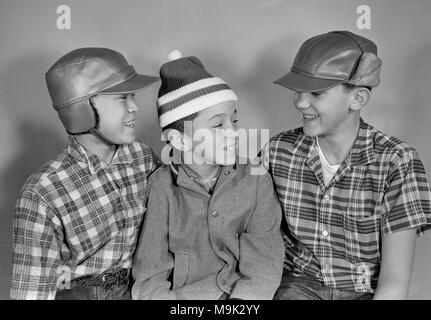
[317,115,360,165]
[76,133,117,164]
[181,154,220,183]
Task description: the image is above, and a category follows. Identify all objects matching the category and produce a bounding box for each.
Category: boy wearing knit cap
[261,31,431,299]
[132,54,284,300]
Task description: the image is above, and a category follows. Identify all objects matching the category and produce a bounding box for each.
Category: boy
[132,54,284,300]
[11,48,160,299]
[261,31,431,299]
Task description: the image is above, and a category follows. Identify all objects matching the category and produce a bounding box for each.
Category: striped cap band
[157,77,237,128]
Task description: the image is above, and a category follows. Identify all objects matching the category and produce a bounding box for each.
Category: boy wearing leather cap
[261,31,431,299]
[131,54,284,300]
[10,48,160,300]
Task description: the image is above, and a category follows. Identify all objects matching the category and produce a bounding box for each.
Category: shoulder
[370,124,420,164]
[147,164,174,191]
[235,158,273,184]
[265,127,308,158]
[15,152,75,219]
[18,149,70,198]
[126,140,158,161]
[268,127,303,148]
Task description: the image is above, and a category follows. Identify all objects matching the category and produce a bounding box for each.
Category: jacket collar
[168,149,237,197]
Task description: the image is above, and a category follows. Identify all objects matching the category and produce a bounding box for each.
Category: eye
[119,93,134,100]
[232,119,239,124]
[212,123,223,128]
[311,91,325,97]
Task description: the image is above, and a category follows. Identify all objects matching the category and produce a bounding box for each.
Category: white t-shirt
[316,138,340,186]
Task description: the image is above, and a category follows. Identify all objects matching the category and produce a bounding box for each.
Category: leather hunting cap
[274,31,379,92]
[45,47,159,110]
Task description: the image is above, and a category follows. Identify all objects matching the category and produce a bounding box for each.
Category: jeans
[274,272,373,300]
[55,281,131,300]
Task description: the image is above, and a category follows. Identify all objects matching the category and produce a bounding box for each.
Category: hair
[342,83,372,92]
[162,112,199,133]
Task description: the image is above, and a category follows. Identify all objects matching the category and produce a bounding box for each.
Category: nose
[294,92,311,110]
[126,95,139,112]
[224,120,239,138]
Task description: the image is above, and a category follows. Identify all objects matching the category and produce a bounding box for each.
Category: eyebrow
[208,109,237,121]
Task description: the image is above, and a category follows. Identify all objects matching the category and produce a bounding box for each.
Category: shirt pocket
[342,213,381,263]
[342,169,383,262]
[172,251,190,290]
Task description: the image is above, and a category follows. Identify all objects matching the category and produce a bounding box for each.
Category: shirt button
[322,230,329,237]
[323,194,331,200]
[211,210,219,217]
[221,279,227,286]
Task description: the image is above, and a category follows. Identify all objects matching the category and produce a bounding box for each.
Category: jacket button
[224,170,231,175]
[211,210,219,217]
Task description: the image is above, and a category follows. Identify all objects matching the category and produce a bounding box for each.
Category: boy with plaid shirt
[261,31,431,299]
[11,48,160,299]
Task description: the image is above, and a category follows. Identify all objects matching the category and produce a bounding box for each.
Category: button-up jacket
[132,160,284,300]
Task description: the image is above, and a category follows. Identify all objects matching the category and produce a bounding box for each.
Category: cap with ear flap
[274,30,382,92]
[45,47,159,134]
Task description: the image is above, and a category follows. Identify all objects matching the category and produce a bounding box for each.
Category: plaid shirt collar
[289,118,377,167]
[67,136,134,174]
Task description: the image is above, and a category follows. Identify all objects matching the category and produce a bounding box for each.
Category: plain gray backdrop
[1,0,431,299]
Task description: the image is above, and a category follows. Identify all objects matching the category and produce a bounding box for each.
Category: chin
[303,127,320,138]
[122,134,137,144]
[216,153,237,166]
[116,138,135,145]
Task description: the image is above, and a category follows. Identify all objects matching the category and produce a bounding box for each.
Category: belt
[72,268,130,287]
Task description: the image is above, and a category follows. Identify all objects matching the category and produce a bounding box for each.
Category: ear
[348,87,371,112]
[165,129,192,152]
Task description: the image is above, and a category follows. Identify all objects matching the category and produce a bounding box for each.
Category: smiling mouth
[124,120,136,128]
[302,114,320,121]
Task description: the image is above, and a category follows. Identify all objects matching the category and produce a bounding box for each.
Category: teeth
[124,121,135,128]
[303,114,319,120]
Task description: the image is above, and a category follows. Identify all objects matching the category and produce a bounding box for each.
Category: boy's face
[91,93,139,145]
[184,100,239,166]
[293,84,354,138]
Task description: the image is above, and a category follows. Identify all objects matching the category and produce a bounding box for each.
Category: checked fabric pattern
[261,118,431,293]
[11,136,159,299]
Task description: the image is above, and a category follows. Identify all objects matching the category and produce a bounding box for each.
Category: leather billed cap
[274,31,378,92]
[45,47,159,110]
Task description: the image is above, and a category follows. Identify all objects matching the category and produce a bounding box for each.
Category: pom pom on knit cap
[168,49,183,61]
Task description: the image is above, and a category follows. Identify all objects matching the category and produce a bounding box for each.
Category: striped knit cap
[157,55,238,129]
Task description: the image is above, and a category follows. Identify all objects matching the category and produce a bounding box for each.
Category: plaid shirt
[262,118,431,293]
[11,136,160,299]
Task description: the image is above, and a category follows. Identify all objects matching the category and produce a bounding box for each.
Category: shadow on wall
[195,33,303,141]
[235,34,303,137]
[0,52,65,299]
[380,43,431,299]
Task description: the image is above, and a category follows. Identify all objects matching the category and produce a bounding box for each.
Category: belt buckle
[101,274,108,283]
